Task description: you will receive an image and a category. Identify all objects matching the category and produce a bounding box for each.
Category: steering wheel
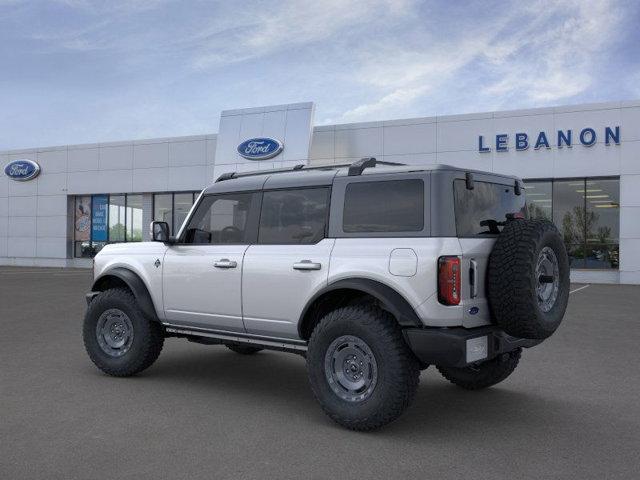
[221,225,242,243]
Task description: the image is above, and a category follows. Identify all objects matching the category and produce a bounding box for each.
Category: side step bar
[163,323,308,353]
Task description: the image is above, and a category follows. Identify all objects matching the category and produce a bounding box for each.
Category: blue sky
[1,0,639,150]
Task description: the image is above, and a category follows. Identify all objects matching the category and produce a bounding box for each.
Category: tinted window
[259,188,329,244]
[184,193,254,244]
[343,179,424,233]
[454,180,526,236]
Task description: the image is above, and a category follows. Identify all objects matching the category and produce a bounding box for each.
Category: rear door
[453,178,526,327]
[242,187,333,339]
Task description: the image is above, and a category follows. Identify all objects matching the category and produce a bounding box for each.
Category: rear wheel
[437,348,521,390]
[83,288,164,377]
[226,344,263,355]
[307,304,420,431]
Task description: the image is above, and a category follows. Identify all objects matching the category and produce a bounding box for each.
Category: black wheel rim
[324,335,378,403]
[536,246,560,313]
[96,308,134,357]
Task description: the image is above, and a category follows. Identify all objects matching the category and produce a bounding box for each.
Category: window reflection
[126,194,143,242]
[525,178,620,270]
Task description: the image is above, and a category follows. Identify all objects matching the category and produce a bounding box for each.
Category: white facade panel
[620,106,640,142]
[309,130,334,161]
[8,176,38,196]
[37,195,68,217]
[36,215,67,238]
[7,237,36,257]
[133,167,169,192]
[620,140,640,175]
[133,142,169,169]
[335,126,383,159]
[167,165,207,191]
[37,172,67,196]
[8,216,37,237]
[36,237,67,258]
[383,123,436,156]
[168,139,206,167]
[68,147,100,171]
[99,144,133,170]
[620,175,640,206]
[620,206,640,238]
[0,197,7,217]
[8,195,36,217]
[36,149,67,173]
[0,215,7,236]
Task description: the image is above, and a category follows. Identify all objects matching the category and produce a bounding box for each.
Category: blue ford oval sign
[4,159,41,181]
[237,137,283,160]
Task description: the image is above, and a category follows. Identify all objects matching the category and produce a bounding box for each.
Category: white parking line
[570,284,590,294]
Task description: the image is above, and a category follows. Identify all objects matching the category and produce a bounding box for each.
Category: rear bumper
[403,326,542,368]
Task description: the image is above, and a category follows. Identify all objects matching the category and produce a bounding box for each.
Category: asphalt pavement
[1,267,639,480]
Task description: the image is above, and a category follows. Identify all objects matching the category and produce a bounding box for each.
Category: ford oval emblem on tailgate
[469,306,480,315]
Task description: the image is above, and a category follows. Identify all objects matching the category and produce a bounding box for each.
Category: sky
[1,0,639,150]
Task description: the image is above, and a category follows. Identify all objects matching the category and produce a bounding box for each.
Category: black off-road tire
[307,305,420,431]
[488,219,570,339]
[437,348,522,390]
[83,288,164,377]
[226,344,263,355]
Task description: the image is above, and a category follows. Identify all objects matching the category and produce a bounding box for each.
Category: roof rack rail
[214,158,405,182]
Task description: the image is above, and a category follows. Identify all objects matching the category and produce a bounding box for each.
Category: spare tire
[488,219,569,339]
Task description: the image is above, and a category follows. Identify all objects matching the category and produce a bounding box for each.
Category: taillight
[438,256,461,305]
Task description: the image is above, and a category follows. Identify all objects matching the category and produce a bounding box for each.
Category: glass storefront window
[154,193,172,231]
[109,195,126,243]
[525,177,620,270]
[525,181,552,221]
[153,192,198,235]
[174,193,194,234]
[126,194,143,242]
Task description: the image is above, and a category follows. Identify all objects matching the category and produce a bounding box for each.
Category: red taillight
[438,256,461,306]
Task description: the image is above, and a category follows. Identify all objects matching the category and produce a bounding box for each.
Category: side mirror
[151,221,170,242]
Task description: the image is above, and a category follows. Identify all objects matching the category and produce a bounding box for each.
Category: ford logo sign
[4,159,41,181]
[469,306,480,315]
[237,137,283,160]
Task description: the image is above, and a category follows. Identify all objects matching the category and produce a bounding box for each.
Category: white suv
[83,158,570,430]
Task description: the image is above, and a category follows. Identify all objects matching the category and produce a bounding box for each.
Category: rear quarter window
[454,179,526,236]
[343,179,424,233]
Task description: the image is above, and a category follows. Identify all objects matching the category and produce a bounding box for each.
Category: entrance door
[163,192,259,332]
[242,187,333,339]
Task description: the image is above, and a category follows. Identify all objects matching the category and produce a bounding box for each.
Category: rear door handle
[469,259,478,298]
[293,260,322,271]
[214,259,237,269]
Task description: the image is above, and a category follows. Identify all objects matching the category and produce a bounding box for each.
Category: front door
[163,192,259,332]
[242,187,333,339]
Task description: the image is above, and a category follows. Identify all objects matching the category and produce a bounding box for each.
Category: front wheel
[437,348,521,390]
[307,305,420,431]
[83,288,164,377]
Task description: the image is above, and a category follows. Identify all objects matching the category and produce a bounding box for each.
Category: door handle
[469,259,478,298]
[214,259,237,269]
[293,260,322,271]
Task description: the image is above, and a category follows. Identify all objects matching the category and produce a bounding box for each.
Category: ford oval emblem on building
[4,159,41,181]
[237,137,283,160]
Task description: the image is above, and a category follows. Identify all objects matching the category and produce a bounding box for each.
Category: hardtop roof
[202,160,520,195]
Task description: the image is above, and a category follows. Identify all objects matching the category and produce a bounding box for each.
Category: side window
[183,193,254,244]
[258,188,330,244]
[343,179,424,233]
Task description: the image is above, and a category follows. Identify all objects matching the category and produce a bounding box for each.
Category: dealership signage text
[478,126,620,152]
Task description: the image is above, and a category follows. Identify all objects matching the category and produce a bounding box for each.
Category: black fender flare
[298,278,422,337]
[91,267,159,322]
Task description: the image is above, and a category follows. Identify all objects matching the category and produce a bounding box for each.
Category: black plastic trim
[403,326,542,368]
[298,278,422,337]
[91,267,159,322]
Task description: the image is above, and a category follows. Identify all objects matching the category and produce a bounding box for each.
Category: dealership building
[1,100,639,284]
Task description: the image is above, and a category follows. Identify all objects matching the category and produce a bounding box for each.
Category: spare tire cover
[488,219,570,339]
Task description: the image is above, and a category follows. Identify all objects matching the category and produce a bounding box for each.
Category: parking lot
[1,267,639,480]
